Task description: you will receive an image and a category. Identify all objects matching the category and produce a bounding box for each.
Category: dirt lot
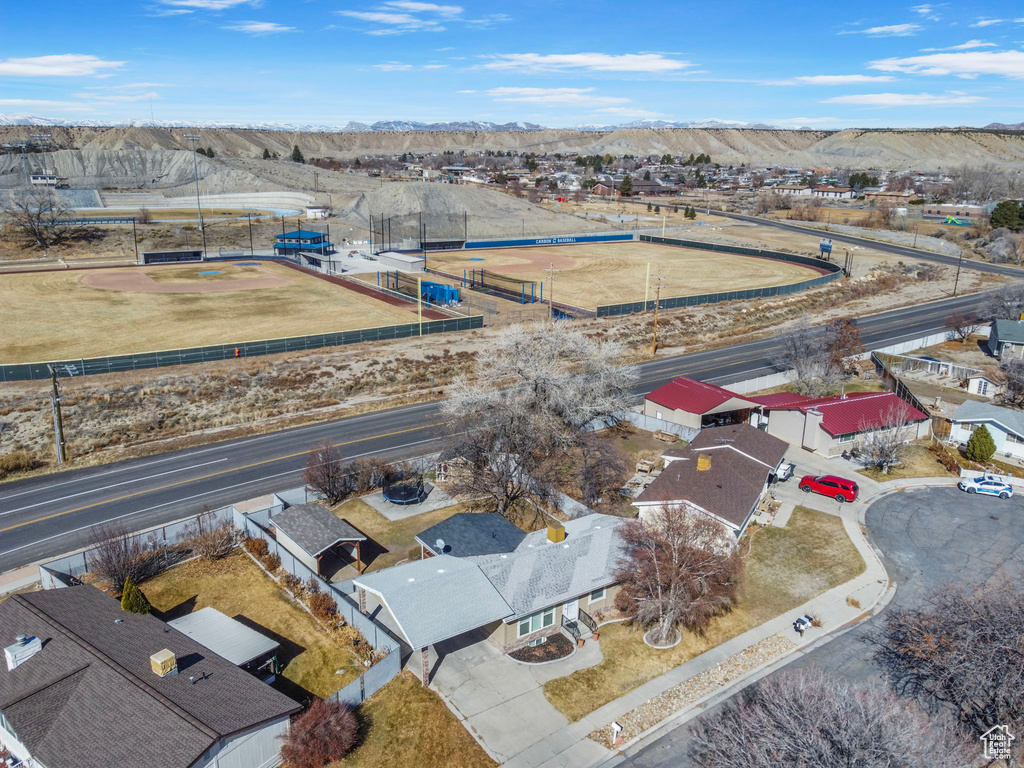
[0,260,420,362]
[427,241,822,310]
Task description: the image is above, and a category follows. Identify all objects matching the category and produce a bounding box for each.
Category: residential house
[644,376,759,430]
[988,319,1024,360]
[750,391,929,456]
[773,184,813,196]
[415,513,526,559]
[353,514,626,657]
[592,181,617,196]
[864,189,918,202]
[632,424,789,542]
[812,185,856,199]
[0,585,300,768]
[949,400,1024,461]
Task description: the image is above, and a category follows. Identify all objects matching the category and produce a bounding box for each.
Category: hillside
[2,125,1023,173]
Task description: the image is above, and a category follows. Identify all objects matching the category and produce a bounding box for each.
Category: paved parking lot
[620,487,1024,767]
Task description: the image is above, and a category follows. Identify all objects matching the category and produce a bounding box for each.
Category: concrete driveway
[620,486,1024,767]
[430,627,604,764]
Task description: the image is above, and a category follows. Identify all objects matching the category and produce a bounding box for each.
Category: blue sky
[1,0,1023,128]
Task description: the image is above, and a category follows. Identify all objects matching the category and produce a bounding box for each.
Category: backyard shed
[270,503,367,577]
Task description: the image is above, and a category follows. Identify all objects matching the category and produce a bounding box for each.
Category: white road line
[0,459,229,517]
[0,434,448,559]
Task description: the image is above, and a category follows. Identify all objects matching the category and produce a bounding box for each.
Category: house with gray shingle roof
[949,400,1024,460]
[353,514,626,656]
[0,585,299,768]
[989,319,1024,361]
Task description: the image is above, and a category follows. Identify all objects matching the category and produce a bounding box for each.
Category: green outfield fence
[0,316,483,382]
[594,236,845,317]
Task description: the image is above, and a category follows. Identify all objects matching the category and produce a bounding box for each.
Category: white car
[957,474,1014,499]
[773,461,796,483]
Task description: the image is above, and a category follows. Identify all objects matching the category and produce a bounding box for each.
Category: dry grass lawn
[140,550,361,701]
[0,260,418,362]
[427,241,821,310]
[543,507,865,721]
[857,443,956,482]
[336,671,495,768]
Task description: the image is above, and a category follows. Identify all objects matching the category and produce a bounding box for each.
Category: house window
[977,380,989,395]
[1007,433,1024,445]
[590,588,606,603]
[517,607,555,637]
[839,433,855,443]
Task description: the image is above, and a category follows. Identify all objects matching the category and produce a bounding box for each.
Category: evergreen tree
[647,202,653,211]
[619,176,633,196]
[654,205,661,214]
[291,145,304,163]
[121,578,151,614]
[353,157,361,169]
[262,147,271,159]
[643,170,651,180]
[194,147,207,157]
[965,424,996,462]
[206,147,215,158]
[990,200,1023,231]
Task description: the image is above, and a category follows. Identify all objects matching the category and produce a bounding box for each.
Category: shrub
[308,592,337,622]
[305,576,321,595]
[262,553,281,572]
[348,456,391,493]
[183,511,234,560]
[246,537,269,559]
[282,573,302,594]
[280,699,357,768]
[965,424,996,462]
[120,577,152,614]
[0,449,36,478]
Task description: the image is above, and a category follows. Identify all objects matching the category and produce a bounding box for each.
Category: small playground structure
[944,216,971,226]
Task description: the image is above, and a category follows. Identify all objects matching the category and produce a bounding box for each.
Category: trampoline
[382,479,427,505]
[468,258,485,261]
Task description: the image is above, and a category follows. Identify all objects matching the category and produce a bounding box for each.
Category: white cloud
[822,91,985,105]
[0,54,125,77]
[480,52,692,73]
[339,10,445,33]
[912,4,941,20]
[457,89,476,93]
[224,21,296,35]
[922,39,997,51]
[384,1,462,17]
[157,0,257,9]
[0,98,95,111]
[869,49,1024,79]
[374,62,413,70]
[970,18,1005,27]
[770,74,896,85]
[839,23,921,37]
[485,87,630,106]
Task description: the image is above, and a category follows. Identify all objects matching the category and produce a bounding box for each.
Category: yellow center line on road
[0,422,448,535]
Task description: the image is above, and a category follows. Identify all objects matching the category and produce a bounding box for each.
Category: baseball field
[0,261,421,363]
[426,241,824,310]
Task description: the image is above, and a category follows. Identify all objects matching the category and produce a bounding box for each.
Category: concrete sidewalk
[499,459,960,768]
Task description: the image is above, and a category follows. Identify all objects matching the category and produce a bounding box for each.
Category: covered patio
[270,503,367,579]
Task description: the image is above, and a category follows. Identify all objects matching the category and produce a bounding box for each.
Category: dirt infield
[427,241,823,310]
[0,261,424,363]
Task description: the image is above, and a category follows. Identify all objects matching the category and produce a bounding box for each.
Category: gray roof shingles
[415,513,526,557]
[950,399,1024,438]
[272,503,366,557]
[0,585,300,768]
[993,319,1024,344]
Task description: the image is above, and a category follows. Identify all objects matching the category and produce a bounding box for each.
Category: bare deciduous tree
[826,317,863,373]
[985,282,1024,320]
[303,438,348,504]
[856,403,915,474]
[944,311,982,344]
[614,506,741,645]
[88,521,167,595]
[775,320,842,396]
[441,325,637,519]
[1000,357,1024,407]
[577,435,629,508]
[182,509,235,560]
[690,668,970,768]
[871,580,1024,765]
[1,187,90,248]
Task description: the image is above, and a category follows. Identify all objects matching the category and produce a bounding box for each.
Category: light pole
[650,275,665,356]
[125,140,141,188]
[183,133,208,257]
[543,263,560,326]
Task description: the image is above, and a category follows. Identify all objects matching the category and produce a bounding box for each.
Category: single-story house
[989,319,1024,361]
[750,391,930,457]
[812,185,856,199]
[168,607,281,681]
[0,585,300,768]
[949,400,1024,460]
[415,512,526,559]
[353,514,626,659]
[270,503,367,576]
[773,184,813,196]
[644,376,760,430]
[632,423,789,541]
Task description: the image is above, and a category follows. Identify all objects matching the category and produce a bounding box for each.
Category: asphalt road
[620,487,1024,767]
[0,290,995,572]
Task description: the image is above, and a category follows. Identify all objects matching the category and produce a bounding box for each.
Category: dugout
[422,239,465,252]
[142,250,203,264]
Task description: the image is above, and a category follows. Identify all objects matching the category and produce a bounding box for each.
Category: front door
[563,598,579,622]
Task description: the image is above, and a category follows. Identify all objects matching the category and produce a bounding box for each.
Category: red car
[799,474,859,503]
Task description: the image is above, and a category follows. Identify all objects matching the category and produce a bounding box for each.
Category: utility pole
[913,222,919,249]
[47,365,67,465]
[953,251,964,296]
[650,275,665,357]
[543,263,559,326]
[247,213,254,256]
[132,218,139,262]
[183,134,207,258]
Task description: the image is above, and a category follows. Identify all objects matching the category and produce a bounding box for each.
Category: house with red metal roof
[644,377,760,430]
[748,391,929,457]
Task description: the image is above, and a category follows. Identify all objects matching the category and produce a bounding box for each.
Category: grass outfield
[426,241,822,310]
[0,261,419,363]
